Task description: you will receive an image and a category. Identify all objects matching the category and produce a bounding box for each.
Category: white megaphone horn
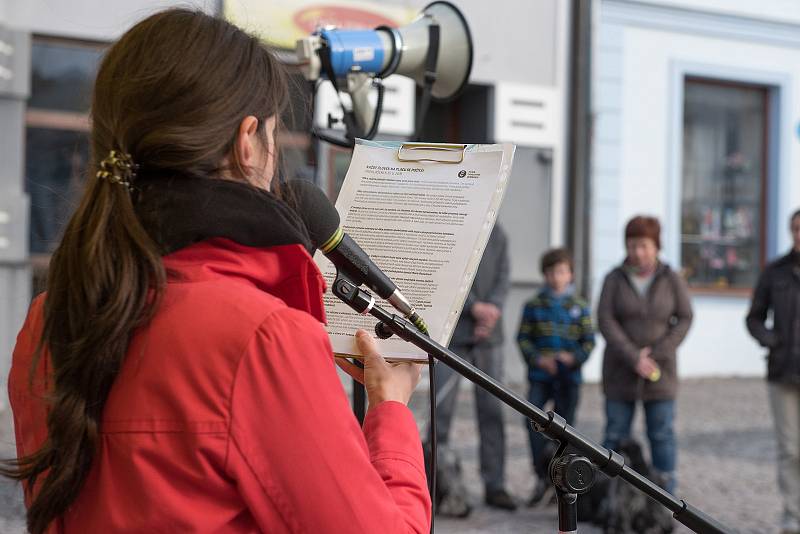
[295,1,473,146]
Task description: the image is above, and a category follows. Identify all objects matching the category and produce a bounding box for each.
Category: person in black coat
[746,209,800,534]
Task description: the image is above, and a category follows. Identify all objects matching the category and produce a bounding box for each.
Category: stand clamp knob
[550,454,596,495]
[374,321,394,339]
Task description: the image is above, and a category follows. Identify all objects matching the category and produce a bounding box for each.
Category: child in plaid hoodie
[517,248,595,506]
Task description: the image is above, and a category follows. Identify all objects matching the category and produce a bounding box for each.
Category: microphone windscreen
[284,179,341,247]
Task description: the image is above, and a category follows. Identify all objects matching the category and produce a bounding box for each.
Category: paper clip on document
[396,143,467,164]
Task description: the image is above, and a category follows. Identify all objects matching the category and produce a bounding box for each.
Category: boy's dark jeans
[527,379,580,477]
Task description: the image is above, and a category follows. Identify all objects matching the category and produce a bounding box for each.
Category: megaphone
[296,1,473,146]
[385,1,473,102]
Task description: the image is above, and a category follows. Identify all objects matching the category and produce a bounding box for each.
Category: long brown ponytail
[1,9,288,533]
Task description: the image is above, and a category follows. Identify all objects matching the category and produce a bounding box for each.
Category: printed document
[316,140,515,361]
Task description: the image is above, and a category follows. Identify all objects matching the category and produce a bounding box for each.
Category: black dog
[535,437,673,533]
[578,438,674,534]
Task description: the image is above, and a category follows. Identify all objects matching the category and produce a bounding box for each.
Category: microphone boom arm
[324,233,429,334]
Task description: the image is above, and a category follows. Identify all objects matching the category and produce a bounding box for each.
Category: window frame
[679,75,771,294]
[666,62,789,298]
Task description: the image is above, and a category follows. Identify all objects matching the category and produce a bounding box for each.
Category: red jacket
[9,238,431,533]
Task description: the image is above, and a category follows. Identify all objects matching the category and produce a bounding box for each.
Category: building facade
[0,0,572,401]
[587,0,800,380]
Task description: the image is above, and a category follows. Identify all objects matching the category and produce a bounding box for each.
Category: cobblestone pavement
[409,377,781,534]
[0,377,783,533]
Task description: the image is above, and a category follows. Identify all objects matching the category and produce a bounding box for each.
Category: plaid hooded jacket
[517,287,595,384]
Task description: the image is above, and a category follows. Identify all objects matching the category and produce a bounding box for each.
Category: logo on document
[458,170,467,178]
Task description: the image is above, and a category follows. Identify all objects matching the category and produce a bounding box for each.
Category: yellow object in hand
[649,369,661,382]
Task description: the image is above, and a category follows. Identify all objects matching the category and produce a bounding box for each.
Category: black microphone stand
[331,274,732,534]
[351,359,367,425]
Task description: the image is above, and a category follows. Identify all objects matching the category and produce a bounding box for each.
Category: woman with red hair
[597,215,693,494]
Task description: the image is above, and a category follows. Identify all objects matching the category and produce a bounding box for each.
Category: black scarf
[133,176,312,256]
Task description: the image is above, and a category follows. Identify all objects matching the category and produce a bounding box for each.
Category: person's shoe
[484,488,517,511]
[437,492,472,519]
[527,479,551,507]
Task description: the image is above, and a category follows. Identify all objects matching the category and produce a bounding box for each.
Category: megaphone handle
[412,23,440,142]
[364,81,385,139]
[312,128,354,149]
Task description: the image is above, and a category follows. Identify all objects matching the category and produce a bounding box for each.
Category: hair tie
[96,150,138,191]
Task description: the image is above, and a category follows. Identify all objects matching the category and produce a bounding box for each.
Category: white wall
[631,0,800,26]
[4,0,216,38]
[588,1,800,381]
[449,0,560,87]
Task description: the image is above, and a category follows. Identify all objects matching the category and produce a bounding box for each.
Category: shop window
[680,77,769,291]
[29,39,103,112]
[26,37,102,294]
[26,128,89,253]
[25,42,314,294]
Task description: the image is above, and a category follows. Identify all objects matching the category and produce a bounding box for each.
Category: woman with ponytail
[3,9,430,533]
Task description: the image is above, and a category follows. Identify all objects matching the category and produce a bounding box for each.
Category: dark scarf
[133,176,312,256]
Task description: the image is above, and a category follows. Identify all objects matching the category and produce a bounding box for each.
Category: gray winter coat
[449,224,510,348]
[597,263,693,401]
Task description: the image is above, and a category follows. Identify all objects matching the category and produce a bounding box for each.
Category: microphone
[286,179,429,335]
